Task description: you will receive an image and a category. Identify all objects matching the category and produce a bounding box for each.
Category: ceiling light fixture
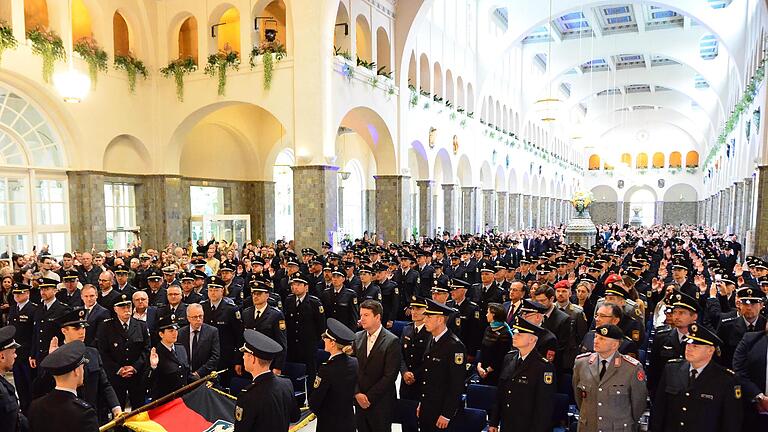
[53,0,90,103]
[534,0,563,122]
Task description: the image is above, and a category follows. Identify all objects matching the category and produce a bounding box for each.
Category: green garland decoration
[26,27,65,83]
[73,36,108,89]
[159,56,197,102]
[249,41,286,91]
[114,53,148,94]
[204,46,240,96]
[0,21,18,65]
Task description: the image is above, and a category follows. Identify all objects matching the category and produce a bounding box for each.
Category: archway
[434,148,453,233]
[25,0,49,31]
[334,2,351,53]
[274,149,294,241]
[72,0,93,43]
[113,12,131,56]
[210,6,241,54]
[376,27,391,75]
[177,16,198,63]
[355,15,372,63]
[419,53,430,93]
[625,186,658,226]
[335,107,397,176]
[253,0,288,51]
[342,159,364,238]
[103,135,150,174]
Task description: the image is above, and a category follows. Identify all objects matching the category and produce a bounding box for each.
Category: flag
[123,384,235,432]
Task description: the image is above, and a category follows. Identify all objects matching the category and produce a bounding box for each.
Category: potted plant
[250,40,286,90]
[0,21,18,65]
[26,27,65,83]
[73,36,108,88]
[205,44,240,96]
[114,52,148,94]
[160,56,197,102]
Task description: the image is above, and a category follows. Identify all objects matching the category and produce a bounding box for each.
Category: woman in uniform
[308,318,358,432]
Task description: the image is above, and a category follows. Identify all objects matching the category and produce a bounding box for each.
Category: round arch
[663,183,698,202]
[591,184,618,202]
[103,135,151,174]
[335,106,397,175]
[457,154,472,186]
[494,165,506,191]
[479,161,492,189]
[409,140,430,180]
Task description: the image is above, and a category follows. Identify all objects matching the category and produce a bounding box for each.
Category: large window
[104,183,137,250]
[190,186,224,216]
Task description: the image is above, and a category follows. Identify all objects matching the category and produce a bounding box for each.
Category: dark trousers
[110,374,146,410]
[12,359,35,413]
[399,381,420,401]
[355,400,393,432]
[418,408,455,432]
[288,348,317,396]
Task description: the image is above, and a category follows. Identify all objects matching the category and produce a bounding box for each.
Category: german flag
[123,384,235,432]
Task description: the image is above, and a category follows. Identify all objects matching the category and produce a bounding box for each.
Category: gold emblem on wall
[429,127,437,148]
[453,135,459,155]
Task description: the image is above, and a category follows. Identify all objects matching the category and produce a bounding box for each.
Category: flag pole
[99,369,230,432]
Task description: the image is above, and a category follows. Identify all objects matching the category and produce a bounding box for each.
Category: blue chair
[391,320,408,337]
[465,384,496,412]
[395,398,419,432]
[282,362,308,406]
[553,393,569,427]
[451,407,487,431]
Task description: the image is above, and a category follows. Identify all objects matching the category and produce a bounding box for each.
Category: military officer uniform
[28,341,98,432]
[572,325,648,432]
[308,319,358,432]
[375,263,399,325]
[417,299,467,432]
[488,316,556,432]
[32,278,69,364]
[650,323,743,432]
[648,291,697,395]
[242,287,288,372]
[0,326,27,432]
[284,273,325,395]
[96,294,151,410]
[319,266,359,331]
[147,314,192,400]
[201,276,243,388]
[7,283,37,412]
[447,278,482,357]
[398,297,431,401]
[234,330,300,432]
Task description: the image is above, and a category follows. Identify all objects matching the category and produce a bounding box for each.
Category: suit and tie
[353,325,402,432]
[502,300,523,323]
[178,323,220,379]
[84,303,110,347]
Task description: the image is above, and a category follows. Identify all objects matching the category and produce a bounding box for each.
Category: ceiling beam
[633,4,646,33]
[545,22,562,44]
[586,7,604,38]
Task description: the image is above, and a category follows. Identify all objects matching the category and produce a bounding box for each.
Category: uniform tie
[599,359,607,380]
[123,323,128,332]
[747,323,755,332]
[689,369,698,386]
[255,310,262,320]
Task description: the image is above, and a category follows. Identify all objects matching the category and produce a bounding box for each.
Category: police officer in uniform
[235,329,300,432]
[650,323,743,432]
[714,286,766,368]
[447,278,482,357]
[573,325,648,432]
[7,283,37,412]
[0,326,27,432]
[242,277,287,375]
[284,272,325,395]
[147,314,191,400]
[179,271,203,305]
[201,275,243,389]
[32,277,69,366]
[308,318,358,432]
[28,341,98,432]
[145,269,168,308]
[57,269,83,307]
[374,262,399,328]
[320,266,359,331]
[97,294,151,410]
[648,291,699,395]
[488,316,556,432]
[220,260,244,306]
[416,299,467,432]
[398,296,430,401]
[358,265,383,304]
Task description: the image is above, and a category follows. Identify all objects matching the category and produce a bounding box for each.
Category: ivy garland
[0,21,18,65]
[204,46,240,96]
[26,27,65,83]
[73,36,108,89]
[114,53,148,94]
[249,40,286,91]
[159,56,197,102]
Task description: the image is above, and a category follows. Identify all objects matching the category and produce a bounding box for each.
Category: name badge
[700,394,714,400]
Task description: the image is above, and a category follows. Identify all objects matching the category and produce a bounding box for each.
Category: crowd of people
[0,223,767,431]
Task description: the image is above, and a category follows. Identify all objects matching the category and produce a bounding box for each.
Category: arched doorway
[273,149,294,241]
[626,187,657,226]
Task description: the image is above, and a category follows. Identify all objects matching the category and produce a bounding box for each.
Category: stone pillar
[539,197,547,227]
[250,181,276,243]
[337,185,344,227]
[417,180,435,238]
[616,201,624,225]
[442,184,457,234]
[292,166,339,249]
[521,195,531,229]
[720,188,731,232]
[697,201,704,226]
[706,197,713,227]
[496,191,509,232]
[742,178,755,247]
[68,171,108,251]
[531,196,540,228]
[374,175,411,242]
[654,201,664,225]
[713,192,722,231]
[509,193,521,230]
[461,187,478,234]
[10,0,26,41]
[753,167,768,255]
[733,182,745,235]
[482,189,495,230]
[365,190,376,234]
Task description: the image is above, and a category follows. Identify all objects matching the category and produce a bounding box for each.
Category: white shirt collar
[433,327,449,342]
[55,386,78,397]
[255,304,268,315]
[415,323,425,332]
[43,298,56,309]
[16,300,29,310]
[368,325,382,340]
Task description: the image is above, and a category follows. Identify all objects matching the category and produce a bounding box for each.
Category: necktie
[747,323,755,332]
[296,298,301,307]
[123,323,128,332]
[255,310,262,320]
[507,305,515,323]
[211,305,216,313]
[689,369,698,386]
[599,360,607,380]
[191,330,199,363]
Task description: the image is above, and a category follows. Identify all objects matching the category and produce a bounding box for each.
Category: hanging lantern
[534,97,563,122]
[54,68,91,103]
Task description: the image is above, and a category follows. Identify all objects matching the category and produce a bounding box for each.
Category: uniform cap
[207,275,225,288]
[219,260,236,272]
[0,326,21,350]
[62,269,80,281]
[322,318,356,345]
[239,329,283,360]
[736,286,765,304]
[519,299,548,314]
[423,298,455,316]
[146,269,163,281]
[157,313,183,331]
[670,291,699,313]
[114,293,132,307]
[595,324,624,340]
[512,316,542,336]
[37,277,58,288]
[39,340,88,375]
[682,323,722,347]
[57,307,89,328]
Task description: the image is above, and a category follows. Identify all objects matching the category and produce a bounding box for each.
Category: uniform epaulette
[576,352,592,359]
[655,326,672,334]
[570,303,583,312]
[720,316,737,323]
[621,354,640,365]
[540,357,549,363]
[725,368,735,375]
[626,299,638,307]
[74,398,92,408]
[103,317,113,322]
[668,358,684,363]
[469,301,478,306]
[30,302,39,306]
[308,294,321,301]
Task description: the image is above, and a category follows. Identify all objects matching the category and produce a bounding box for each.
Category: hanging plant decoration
[73,36,108,89]
[159,56,197,102]
[249,40,286,91]
[26,27,65,83]
[114,53,148,94]
[204,44,240,96]
[0,21,18,65]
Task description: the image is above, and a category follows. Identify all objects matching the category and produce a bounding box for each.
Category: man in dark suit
[178,303,220,380]
[534,285,575,373]
[734,321,768,429]
[81,285,109,347]
[7,283,37,412]
[96,271,121,310]
[32,277,69,366]
[353,300,402,432]
[502,280,526,323]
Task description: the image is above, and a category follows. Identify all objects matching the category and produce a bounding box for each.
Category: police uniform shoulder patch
[455,317,462,327]
[734,385,741,399]
[544,372,553,384]
[235,406,243,421]
[353,297,358,304]
[318,305,325,314]
[279,319,286,331]
[546,350,556,362]
[235,310,241,320]
[631,329,640,341]
[454,353,464,365]
[313,376,322,389]
[474,311,480,319]
[394,287,399,295]
[634,308,642,317]
[377,293,382,300]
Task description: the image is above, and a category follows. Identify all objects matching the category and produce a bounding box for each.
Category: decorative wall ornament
[452,135,459,155]
[658,179,665,188]
[429,127,437,148]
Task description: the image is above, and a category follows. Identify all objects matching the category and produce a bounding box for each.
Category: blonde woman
[308,318,358,432]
